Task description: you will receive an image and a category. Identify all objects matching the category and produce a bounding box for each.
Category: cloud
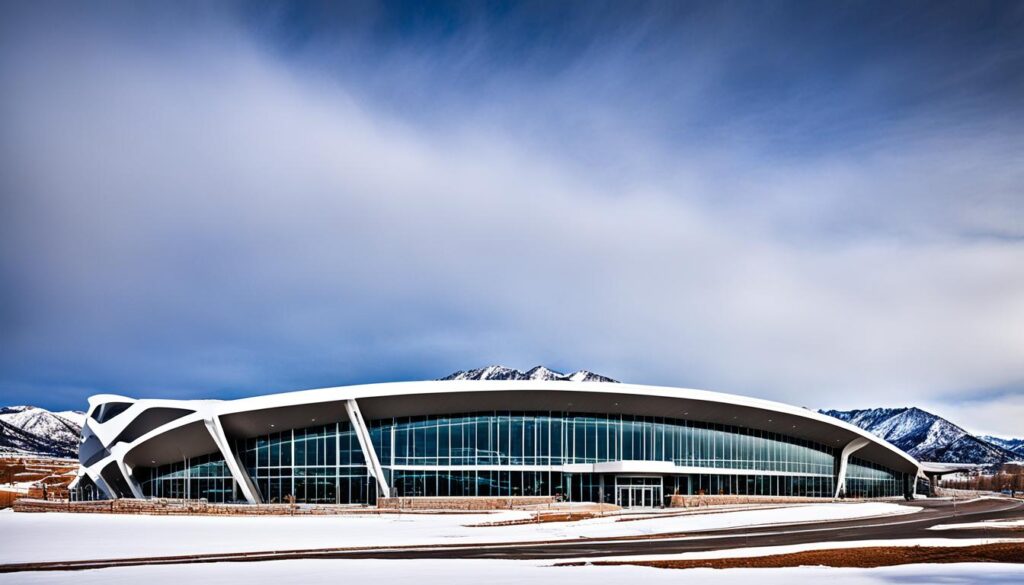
[0,2,1022,436]
[929,394,1024,439]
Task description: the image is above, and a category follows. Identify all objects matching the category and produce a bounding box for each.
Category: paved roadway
[310,497,1024,560]
[2,497,1021,572]
[391,497,1024,560]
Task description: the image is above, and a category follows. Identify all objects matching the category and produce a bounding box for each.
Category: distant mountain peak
[439,365,618,383]
[0,405,83,458]
[820,406,1021,466]
[981,435,1024,457]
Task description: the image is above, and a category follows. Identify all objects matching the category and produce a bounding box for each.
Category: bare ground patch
[567,542,1024,569]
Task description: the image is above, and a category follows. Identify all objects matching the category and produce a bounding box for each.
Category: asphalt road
[311,497,1024,560]
[404,497,1024,560]
[2,497,1022,572]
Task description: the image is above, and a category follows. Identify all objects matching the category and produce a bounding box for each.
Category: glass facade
[370,412,836,474]
[845,456,908,498]
[135,410,909,504]
[70,475,103,502]
[380,470,838,501]
[369,412,849,501]
[237,421,375,504]
[139,452,238,502]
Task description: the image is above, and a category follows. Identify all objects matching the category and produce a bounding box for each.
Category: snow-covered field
[3,558,1024,585]
[3,504,1020,585]
[0,502,915,564]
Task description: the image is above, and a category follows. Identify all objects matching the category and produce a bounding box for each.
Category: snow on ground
[930,519,1024,531]
[3,558,1024,585]
[0,502,915,564]
[0,481,36,494]
[576,537,1024,562]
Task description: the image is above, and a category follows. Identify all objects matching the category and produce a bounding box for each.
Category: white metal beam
[834,437,870,498]
[116,457,145,499]
[345,399,391,498]
[204,416,261,504]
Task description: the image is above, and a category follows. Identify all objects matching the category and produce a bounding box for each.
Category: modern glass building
[72,381,920,506]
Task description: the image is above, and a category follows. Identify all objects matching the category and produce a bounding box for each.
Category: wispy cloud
[1,2,1022,435]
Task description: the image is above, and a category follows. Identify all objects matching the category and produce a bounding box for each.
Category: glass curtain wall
[137,412,904,504]
[139,452,238,502]
[370,412,836,474]
[383,470,840,500]
[70,475,103,502]
[238,421,375,504]
[684,473,833,497]
[366,411,883,500]
[845,456,907,498]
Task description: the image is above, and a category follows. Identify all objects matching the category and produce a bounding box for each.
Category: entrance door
[616,486,629,507]
[615,477,663,507]
[617,485,657,507]
[639,486,653,507]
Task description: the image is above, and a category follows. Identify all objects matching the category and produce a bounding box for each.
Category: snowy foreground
[3,558,1024,585]
[3,504,1022,585]
[0,502,913,564]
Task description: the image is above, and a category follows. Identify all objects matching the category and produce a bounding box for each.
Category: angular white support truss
[345,399,391,498]
[116,457,145,499]
[204,416,261,504]
[834,436,870,498]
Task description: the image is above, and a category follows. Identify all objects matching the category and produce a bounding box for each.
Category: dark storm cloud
[1,1,1022,434]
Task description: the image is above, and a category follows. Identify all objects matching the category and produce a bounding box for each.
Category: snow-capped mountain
[820,407,1019,465]
[440,365,618,383]
[981,436,1024,458]
[0,406,83,459]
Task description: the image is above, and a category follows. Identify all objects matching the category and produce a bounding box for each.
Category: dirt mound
[589,542,1024,569]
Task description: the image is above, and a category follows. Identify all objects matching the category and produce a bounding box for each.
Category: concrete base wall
[12,498,384,516]
[667,494,904,507]
[669,494,829,507]
[378,496,556,510]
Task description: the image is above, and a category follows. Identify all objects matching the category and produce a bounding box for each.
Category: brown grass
[473,511,600,526]
[576,542,1024,569]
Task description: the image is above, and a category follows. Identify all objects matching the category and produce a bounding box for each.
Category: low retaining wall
[0,490,19,509]
[15,493,896,514]
[12,498,383,516]
[14,497,542,515]
[669,494,839,507]
[932,487,998,498]
[378,496,556,510]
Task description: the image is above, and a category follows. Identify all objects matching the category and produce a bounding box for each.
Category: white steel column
[116,457,145,499]
[834,437,870,498]
[204,416,261,504]
[345,399,391,498]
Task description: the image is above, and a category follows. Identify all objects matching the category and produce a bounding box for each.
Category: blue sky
[1,1,1022,436]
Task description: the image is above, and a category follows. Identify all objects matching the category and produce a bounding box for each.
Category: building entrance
[614,476,663,508]
[617,485,657,507]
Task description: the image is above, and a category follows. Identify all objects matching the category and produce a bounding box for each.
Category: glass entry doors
[617,485,656,507]
[614,476,663,508]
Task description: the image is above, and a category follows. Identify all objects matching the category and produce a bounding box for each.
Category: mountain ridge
[0,405,83,458]
[819,406,1021,465]
[980,435,1024,457]
[439,365,618,383]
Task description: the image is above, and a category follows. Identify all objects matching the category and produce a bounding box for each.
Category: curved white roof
[82,380,921,475]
